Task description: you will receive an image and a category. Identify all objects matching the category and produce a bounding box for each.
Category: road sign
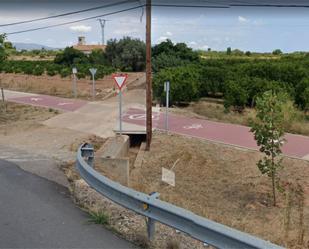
[72,68,77,98]
[162,167,175,187]
[89,68,97,99]
[89,68,97,76]
[72,67,77,74]
[164,81,170,131]
[113,74,128,90]
[113,74,128,135]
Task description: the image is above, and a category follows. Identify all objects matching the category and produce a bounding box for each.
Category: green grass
[88,211,109,225]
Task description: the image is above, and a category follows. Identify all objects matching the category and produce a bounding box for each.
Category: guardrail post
[146,192,160,241]
[81,144,94,167]
[147,217,155,241]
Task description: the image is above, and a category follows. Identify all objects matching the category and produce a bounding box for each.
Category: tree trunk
[272,170,276,206]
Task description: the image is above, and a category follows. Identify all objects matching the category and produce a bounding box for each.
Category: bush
[105,37,145,71]
[54,47,89,65]
[153,65,201,104]
[60,68,70,78]
[32,65,44,76]
[224,80,248,112]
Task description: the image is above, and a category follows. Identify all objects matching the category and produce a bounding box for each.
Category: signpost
[72,67,77,98]
[89,68,97,100]
[164,81,170,131]
[113,74,128,135]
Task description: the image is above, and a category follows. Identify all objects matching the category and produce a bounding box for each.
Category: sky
[1,0,309,52]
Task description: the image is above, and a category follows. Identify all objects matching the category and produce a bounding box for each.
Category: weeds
[88,211,109,225]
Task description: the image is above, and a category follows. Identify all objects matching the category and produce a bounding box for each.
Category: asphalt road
[0,159,137,249]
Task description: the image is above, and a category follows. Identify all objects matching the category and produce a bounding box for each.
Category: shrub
[153,65,201,104]
[60,68,70,78]
[224,80,248,112]
[54,47,88,65]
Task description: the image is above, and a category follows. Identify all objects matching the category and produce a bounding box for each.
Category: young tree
[250,90,288,206]
[0,34,7,63]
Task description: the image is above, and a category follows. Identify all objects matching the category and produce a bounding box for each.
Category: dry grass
[171,101,309,136]
[131,132,309,248]
[0,72,143,100]
[0,102,57,133]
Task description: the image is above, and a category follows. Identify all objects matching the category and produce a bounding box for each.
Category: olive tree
[250,90,288,206]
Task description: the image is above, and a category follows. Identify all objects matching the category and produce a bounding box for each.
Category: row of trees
[153,57,309,112]
[0,60,114,79]
[54,37,146,72]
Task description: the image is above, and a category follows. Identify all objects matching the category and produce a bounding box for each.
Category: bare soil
[0,72,144,100]
[0,102,58,133]
[130,132,309,248]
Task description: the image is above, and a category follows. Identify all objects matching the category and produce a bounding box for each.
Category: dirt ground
[130,132,309,248]
[0,72,144,100]
[0,102,58,133]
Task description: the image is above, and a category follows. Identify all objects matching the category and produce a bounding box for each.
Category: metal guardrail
[76,143,285,249]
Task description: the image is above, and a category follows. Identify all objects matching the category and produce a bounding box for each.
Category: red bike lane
[123,108,309,159]
[8,95,87,112]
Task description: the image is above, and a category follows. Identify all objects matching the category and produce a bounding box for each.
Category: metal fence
[76,143,284,249]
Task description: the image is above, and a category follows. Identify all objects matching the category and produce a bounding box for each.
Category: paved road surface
[4,89,87,112]
[0,159,137,249]
[123,108,309,160]
[5,89,309,160]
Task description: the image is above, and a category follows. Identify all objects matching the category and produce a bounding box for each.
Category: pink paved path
[8,94,87,112]
[123,108,309,159]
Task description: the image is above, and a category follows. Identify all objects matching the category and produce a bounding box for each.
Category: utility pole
[98,19,108,45]
[145,0,152,151]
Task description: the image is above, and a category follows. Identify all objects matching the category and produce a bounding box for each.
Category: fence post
[1,87,6,112]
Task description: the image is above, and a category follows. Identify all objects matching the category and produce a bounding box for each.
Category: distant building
[73,36,106,55]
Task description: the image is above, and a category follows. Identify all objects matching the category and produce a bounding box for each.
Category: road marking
[128,113,160,121]
[58,102,73,106]
[302,154,309,161]
[30,97,43,102]
[183,124,203,130]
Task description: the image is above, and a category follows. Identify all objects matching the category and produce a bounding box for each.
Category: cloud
[238,16,248,23]
[200,44,209,50]
[189,41,197,46]
[166,31,173,36]
[157,36,169,43]
[69,25,92,33]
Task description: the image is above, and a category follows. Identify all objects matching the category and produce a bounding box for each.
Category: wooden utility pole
[145,0,152,150]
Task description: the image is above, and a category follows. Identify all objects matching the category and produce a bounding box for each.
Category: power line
[4,2,309,36]
[5,5,144,35]
[4,3,232,36]
[152,4,229,8]
[0,0,136,27]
